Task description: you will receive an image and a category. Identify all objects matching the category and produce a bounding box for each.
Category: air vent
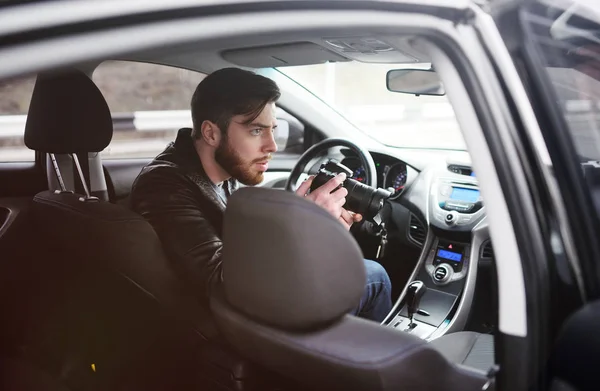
[481,241,494,259]
[448,164,474,177]
[408,214,427,247]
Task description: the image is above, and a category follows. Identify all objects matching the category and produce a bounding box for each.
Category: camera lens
[343,178,390,220]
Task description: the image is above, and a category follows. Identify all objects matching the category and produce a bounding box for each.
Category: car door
[492,0,600,390]
[0,1,588,390]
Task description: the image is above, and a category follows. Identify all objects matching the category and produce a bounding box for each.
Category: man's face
[215,102,278,186]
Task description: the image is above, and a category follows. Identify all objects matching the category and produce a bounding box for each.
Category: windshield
[276,62,466,151]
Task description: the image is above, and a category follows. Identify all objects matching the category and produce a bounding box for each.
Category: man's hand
[295,174,362,230]
[339,208,363,230]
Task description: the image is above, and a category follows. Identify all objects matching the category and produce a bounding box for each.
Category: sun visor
[222,42,349,68]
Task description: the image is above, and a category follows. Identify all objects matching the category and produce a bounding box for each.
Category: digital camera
[310,160,391,220]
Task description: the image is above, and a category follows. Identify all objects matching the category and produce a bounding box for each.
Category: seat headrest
[222,187,366,331]
[24,69,112,153]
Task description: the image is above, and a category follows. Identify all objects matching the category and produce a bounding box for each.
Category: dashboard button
[434,210,445,221]
[440,185,452,197]
[458,215,472,225]
[435,268,447,280]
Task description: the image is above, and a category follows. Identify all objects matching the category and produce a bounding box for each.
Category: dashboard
[447,164,476,178]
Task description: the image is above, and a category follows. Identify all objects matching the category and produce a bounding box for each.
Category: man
[130,67,392,322]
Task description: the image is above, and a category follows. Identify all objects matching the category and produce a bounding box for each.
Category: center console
[386,237,472,339]
[385,172,488,340]
[430,178,485,231]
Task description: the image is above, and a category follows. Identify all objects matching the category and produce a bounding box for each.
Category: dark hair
[191,68,281,139]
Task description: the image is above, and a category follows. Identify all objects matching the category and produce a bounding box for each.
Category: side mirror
[274,118,290,151]
[276,107,305,153]
[386,68,445,96]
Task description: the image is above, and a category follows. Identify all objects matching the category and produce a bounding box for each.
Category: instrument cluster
[340,156,408,197]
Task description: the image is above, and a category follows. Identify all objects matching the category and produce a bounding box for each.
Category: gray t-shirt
[214,182,228,205]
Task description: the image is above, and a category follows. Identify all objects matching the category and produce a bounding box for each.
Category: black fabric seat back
[211,187,488,391]
[0,355,69,391]
[28,191,215,389]
[20,69,223,390]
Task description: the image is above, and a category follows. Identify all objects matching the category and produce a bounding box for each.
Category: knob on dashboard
[433,264,453,285]
[444,211,459,226]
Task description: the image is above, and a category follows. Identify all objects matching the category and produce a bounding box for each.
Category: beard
[215,138,267,186]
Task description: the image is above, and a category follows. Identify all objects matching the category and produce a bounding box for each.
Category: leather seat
[211,187,490,391]
[19,69,252,390]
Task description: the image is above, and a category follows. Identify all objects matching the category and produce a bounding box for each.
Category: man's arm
[130,167,222,301]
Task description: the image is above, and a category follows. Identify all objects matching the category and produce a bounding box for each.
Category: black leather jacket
[130,128,238,303]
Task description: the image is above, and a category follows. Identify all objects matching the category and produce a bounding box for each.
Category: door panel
[102,159,149,205]
[0,197,37,350]
[493,1,600,389]
[0,162,46,198]
[499,0,600,300]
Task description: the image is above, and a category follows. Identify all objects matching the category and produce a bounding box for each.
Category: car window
[0,75,36,162]
[93,61,206,159]
[94,61,303,159]
[521,0,600,207]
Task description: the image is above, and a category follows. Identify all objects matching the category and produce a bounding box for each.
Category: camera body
[310,159,391,220]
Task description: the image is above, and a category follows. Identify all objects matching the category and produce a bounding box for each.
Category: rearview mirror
[386,68,445,96]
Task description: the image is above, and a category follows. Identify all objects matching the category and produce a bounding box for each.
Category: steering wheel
[285,138,378,192]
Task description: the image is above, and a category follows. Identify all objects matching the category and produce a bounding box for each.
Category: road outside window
[0,75,36,162]
[93,61,206,159]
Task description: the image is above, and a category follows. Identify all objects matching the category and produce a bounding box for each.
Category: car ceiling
[116,31,432,74]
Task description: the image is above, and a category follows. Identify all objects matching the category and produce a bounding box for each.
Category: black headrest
[24,69,112,153]
[222,187,366,331]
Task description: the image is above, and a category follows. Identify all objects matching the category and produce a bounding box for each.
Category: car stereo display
[437,249,463,263]
[450,187,479,203]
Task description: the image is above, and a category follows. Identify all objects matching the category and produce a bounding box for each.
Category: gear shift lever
[406,280,426,326]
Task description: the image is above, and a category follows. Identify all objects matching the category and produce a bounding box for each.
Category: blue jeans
[350,259,392,323]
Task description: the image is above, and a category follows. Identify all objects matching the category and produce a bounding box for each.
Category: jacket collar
[174,128,238,199]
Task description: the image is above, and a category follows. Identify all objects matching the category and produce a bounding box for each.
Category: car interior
[0,19,502,391]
